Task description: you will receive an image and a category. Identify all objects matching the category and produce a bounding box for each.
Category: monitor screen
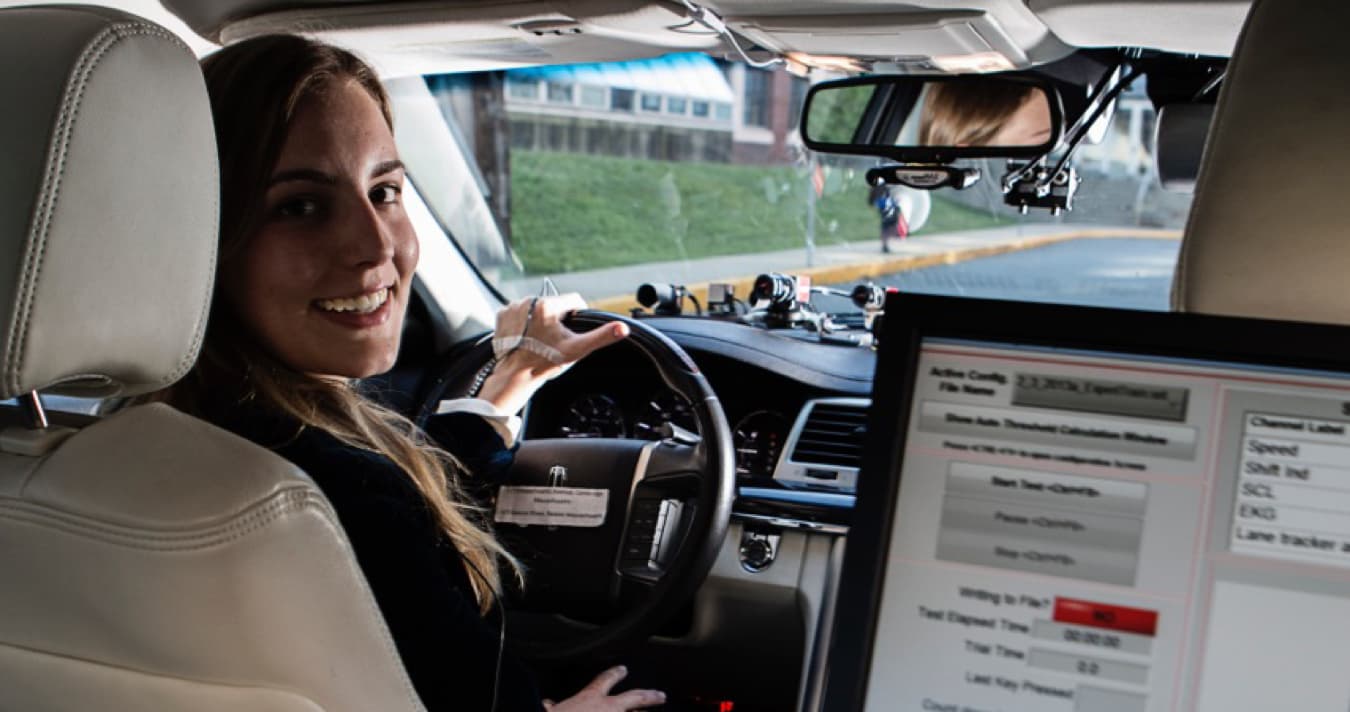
[823,294,1350,712]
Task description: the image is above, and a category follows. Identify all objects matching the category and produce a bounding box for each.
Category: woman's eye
[275,197,320,219]
[371,184,402,205]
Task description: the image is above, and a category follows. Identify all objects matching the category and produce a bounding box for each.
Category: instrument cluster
[554,389,791,480]
[556,389,697,440]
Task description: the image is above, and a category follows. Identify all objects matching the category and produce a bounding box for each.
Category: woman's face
[224,78,417,378]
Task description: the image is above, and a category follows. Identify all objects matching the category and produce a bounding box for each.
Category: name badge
[494,486,609,527]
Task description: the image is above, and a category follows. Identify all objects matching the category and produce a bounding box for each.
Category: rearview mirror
[800,74,1063,164]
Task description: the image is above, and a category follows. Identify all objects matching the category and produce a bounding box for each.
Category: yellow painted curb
[588,228,1182,314]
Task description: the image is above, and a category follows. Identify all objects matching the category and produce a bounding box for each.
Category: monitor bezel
[821,293,1350,712]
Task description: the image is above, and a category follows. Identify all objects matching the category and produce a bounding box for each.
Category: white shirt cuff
[435,398,522,448]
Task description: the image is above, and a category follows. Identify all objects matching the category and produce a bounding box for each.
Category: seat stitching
[5,25,114,394]
[0,487,338,551]
[8,23,195,395]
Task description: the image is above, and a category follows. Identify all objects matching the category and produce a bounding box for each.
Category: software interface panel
[868,339,1350,712]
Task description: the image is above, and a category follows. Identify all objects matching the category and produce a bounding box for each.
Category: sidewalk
[502,224,1180,313]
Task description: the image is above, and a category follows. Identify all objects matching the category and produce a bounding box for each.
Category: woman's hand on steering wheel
[477,293,630,414]
[542,666,666,711]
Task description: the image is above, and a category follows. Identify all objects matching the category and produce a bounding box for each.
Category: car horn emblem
[547,465,568,487]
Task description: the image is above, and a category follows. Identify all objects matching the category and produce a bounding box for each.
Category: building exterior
[495,53,808,165]
[422,53,814,244]
[502,53,738,162]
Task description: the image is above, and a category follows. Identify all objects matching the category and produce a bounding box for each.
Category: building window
[714,102,732,121]
[507,79,539,100]
[691,100,710,118]
[611,88,634,112]
[640,93,662,112]
[743,68,772,127]
[580,85,607,108]
[546,81,574,104]
[510,120,536,149]
[545,123,565,150]
[668,97,688,114]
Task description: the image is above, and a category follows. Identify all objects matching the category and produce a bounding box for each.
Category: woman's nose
[339,199,397,267]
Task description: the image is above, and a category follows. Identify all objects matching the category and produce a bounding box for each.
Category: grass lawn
[511,150,1009,274]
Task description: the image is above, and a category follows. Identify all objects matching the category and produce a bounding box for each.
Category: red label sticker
[1053,597,1158,637]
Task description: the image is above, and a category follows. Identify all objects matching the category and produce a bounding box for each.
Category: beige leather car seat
[0,7,425,711]
[1172,0,1350,322]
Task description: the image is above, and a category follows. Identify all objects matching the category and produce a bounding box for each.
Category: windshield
[398,55,1191,315]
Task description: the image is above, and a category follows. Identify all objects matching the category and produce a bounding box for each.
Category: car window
[398,56,1191,314]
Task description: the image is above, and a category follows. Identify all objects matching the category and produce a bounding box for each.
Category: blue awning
[509,53,734,103]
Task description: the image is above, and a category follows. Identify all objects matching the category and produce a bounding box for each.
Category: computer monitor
[823,293,1350,712]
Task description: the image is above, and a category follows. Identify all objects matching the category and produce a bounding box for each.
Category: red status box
[1053,597,1158,637]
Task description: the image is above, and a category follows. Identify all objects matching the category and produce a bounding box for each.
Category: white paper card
[494,486,609,527]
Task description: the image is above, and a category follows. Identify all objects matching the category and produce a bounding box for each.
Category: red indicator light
[1053,597,1158,637]
[718,702,734,712]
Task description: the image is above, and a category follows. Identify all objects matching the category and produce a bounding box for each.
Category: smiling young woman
[225,75,415,379]
[158,34,652,712]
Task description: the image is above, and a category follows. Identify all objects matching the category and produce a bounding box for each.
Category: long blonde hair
[164,35,517,612]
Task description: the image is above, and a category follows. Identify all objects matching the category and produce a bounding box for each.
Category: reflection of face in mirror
[919,83,1052,147]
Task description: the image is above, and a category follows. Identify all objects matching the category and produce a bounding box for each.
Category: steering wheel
[415,310,735,662]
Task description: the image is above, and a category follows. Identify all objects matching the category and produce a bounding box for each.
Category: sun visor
[213,2,725,76]
[1029,0,1249,57]
[727,11,1038,72]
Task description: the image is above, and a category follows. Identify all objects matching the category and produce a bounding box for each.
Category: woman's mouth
[315,286,391,314]
[313,287,394,328]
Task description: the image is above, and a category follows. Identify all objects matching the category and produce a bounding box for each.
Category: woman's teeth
[317,287,390,314]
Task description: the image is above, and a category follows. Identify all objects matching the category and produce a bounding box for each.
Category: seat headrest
[1172,0,1350,323]
[0,6,216,398]
[1154,103,1213,194]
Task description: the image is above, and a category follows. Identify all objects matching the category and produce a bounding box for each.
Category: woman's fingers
[478,294,631,413]
[584,665,629,695]
[610,688,668,709]
[546,666,667,711]
[539,293,626,362]
[497,293,628,366]
[580,666,667,710]
[567,321,630,361]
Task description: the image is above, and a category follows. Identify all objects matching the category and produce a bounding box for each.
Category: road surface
[819,237,1180,313]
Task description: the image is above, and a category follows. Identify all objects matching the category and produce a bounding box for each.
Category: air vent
[789,402,868,468]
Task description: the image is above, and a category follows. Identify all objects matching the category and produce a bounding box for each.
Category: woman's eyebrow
[372,159,405,178]
[267,161,403,187]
